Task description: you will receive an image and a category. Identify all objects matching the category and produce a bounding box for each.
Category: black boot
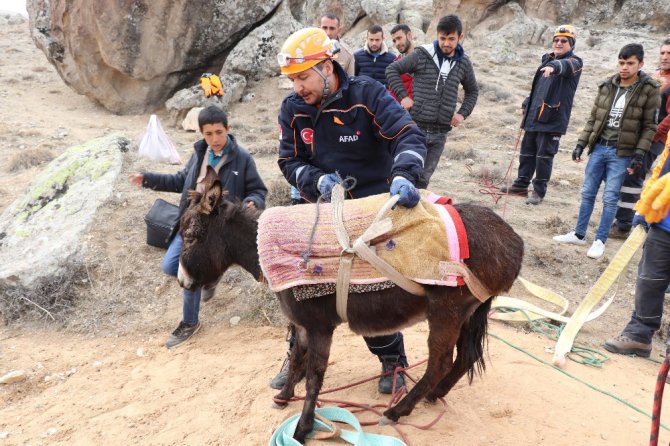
[378,355,406,394]
[270,324,296,390]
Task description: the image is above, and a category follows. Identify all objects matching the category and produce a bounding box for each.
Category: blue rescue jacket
[522,50,583,134]
[278,62,426,202]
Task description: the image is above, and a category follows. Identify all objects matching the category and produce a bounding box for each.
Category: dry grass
[447,145,477,160]
[265,177,292,207]
[7,146,54,172]
[0,259,87,325]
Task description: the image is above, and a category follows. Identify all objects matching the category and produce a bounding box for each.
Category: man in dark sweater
[386,15,479,189]
[353,25,396,87]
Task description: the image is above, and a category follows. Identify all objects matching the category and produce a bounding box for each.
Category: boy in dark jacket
[554,44,660,259]
[386,15,479,189]
[500,25,583,205]
[130,106,267,348]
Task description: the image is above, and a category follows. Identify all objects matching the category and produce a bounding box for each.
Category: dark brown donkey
[178,168,524,444]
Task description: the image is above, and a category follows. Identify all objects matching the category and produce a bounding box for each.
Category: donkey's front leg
[293,328,334,444]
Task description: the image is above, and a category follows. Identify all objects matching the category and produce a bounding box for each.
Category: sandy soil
[2,15,670,446]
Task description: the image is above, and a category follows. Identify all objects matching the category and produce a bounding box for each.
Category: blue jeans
[575,143,631,243]
[161,234,201,326]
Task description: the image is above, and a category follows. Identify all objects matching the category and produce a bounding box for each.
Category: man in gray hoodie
[386,14,479,188]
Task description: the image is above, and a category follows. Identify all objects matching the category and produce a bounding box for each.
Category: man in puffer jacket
[610,38,670,237]
[554,43,660,259]
[500,25,583,205]
[603,134,670,358]
[386,14,479,189]
[353,25,396,87]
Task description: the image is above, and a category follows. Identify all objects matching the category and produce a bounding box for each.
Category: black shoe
[165,321,201,349]
[499,185,528,196]
[378,355,406,394]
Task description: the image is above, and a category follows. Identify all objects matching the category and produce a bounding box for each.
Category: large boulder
[431,0,670,35]
[26,0,281,114]
[225,1,303,81]
[0,134,128,289]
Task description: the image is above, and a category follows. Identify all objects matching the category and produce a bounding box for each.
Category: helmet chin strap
[311,66,330,103]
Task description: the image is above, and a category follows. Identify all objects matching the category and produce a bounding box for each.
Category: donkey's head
[177,166,228,291]
[177,166,261,292]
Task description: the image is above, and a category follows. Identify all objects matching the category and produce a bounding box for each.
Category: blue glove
[631,213,649,232]
[317,173,341,201]
[390,177,420,208]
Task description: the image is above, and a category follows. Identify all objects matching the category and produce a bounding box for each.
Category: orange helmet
[554,25,576,40]
[277,28,337,75]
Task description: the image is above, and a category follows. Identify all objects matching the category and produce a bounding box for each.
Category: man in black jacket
[130,106,267,348]
[273,27,426,394]
[500,25,583,205]
[386,15,479,189]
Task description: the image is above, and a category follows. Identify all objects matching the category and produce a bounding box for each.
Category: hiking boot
[201,277,221,303]
[165,321,201,349]
[378,355,406,394]
[526,191,543,205]
[499,185,528,197]
[603,335,651,358]
[270,355,290,390]
[270,324,297,390]
[553,231,587,245]
[608,224,630,240]
[587,239,605,259]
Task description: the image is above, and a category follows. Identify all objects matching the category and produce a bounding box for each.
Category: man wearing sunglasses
[272,27,426,394]
[500,25,583,205]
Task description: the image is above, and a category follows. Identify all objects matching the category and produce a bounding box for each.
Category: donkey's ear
[201,181,223,215]
[203,166,220,190]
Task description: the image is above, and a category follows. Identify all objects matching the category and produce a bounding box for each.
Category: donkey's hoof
[272,401,288,410]
[379,415,397,426]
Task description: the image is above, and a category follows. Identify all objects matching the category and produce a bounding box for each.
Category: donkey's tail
[460,297,493,383]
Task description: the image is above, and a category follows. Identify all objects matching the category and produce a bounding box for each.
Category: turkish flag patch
[300,128,314,144]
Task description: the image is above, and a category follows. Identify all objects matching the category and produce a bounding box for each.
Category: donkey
[178,169,524,444]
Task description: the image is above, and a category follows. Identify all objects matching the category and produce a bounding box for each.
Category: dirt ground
[2,15,670,446]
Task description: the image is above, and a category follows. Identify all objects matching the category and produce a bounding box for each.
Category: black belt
[417,122,451,134]
[597,137,618,147]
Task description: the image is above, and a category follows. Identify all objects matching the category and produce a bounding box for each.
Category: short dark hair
[367,24,383,36]
[436,15,463,35]
[321,13,340,25]
[391,24,411,35]
[198,105,228,131]
[662,37,670,46]
[618,43,644,62]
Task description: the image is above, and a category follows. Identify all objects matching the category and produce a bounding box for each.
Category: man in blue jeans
[554,44,660,259]
[130,106,267,348]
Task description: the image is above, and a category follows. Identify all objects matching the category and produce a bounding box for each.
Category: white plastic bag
[138,114,181,164]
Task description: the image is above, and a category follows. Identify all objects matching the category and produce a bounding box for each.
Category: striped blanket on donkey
[257,192,469,296]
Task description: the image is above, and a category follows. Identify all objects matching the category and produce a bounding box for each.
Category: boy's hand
[129,173,143,187]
